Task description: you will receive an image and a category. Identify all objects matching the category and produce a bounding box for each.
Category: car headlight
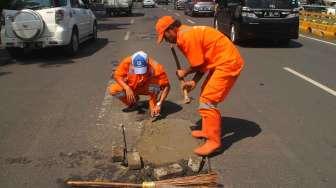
[194,5,200,10]
[242,12,257,18]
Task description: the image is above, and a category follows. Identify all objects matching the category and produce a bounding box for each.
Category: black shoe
[122,104,139,112]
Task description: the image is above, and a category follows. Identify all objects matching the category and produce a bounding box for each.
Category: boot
[191,130,207,138]
[191,116,207,138]
[194,108,221,156]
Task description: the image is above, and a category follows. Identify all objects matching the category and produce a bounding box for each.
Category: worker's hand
[151,104,161,117]
[182,80,196,92]
[176,69,187,79]
[125,86,136,104]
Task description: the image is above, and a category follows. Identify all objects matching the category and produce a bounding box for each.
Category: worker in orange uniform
[109,51,170,117]
[155,16,244,156]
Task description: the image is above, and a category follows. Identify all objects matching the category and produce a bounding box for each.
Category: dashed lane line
[284,67,336,97]
[124,31,130,41]
[186,18,195,24]
[130,19,135,24]
[174,12,181,17]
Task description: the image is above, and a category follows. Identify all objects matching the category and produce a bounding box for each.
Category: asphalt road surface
[1,3,336,188]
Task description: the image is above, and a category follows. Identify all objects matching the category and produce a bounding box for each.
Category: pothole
[136,118,200,166]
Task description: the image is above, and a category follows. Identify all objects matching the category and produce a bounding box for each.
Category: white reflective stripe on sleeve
[199,102,217,109]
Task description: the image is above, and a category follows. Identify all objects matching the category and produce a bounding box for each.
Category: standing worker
[155,16,244,156]
[109,51,170,117]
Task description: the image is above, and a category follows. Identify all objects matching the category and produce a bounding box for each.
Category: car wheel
[91,22,97,41]
[64,30,79,56]
[6,47,24,58]
[230,23,240,44]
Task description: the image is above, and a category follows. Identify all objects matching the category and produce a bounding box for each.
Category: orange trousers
[194,66,238,155]
[109,83,159,111]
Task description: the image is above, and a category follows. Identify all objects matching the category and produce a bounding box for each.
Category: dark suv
[214,0,299,44]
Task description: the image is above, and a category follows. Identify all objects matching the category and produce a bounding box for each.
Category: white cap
[131,51,148,74]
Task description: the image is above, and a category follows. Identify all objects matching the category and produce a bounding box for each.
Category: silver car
[184,0,215,16]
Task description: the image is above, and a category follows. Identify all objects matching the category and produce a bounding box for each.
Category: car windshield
[7,0,67,10]
[246,0,298,9]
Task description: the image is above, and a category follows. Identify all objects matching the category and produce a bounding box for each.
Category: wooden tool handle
[170,46,182,70]
[67,181,142,187]
[170,46,191,104]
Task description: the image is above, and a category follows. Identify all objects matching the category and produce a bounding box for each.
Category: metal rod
[121,124,128,165]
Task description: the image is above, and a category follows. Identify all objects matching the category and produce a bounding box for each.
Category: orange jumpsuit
[109,56,169,112]
[177,25,244,155]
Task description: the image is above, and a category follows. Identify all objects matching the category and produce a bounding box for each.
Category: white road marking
[284,67,336,97]
[124,31,130,41]
[300,34,336,46]
[130,19,135,24]
[168,9,172,12]
[186,18,195,24]
[175,12,181,17]
[96,80,115,126]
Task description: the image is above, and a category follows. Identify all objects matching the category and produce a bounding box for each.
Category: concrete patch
[135,118,199,166]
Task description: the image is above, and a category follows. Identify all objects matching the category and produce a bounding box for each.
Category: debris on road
[188,156,203,173]
[153,163,184,180]
[127,151,142,170]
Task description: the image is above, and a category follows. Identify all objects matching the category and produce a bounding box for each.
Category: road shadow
[122,100,183,119]
[192,117,262,157]
[239,39,303,49]
[0,71,11,77]
[0,38,108,68]
[98,22,131,31]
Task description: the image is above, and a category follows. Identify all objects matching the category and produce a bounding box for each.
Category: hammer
[170,46,191,104]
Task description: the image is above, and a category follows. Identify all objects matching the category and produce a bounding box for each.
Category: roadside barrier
[299,11,336,39]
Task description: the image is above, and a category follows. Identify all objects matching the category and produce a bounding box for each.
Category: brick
[153,163,184,180]
[111,146,125,162]
[187,156,203,172]
[127,151,142,170]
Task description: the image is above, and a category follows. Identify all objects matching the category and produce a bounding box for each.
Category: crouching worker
[109,51,170,117]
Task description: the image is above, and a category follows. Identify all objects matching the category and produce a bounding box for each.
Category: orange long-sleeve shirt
[177,25,244,75]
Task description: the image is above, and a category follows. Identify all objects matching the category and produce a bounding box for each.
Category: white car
[0,0,97,57]
[143,0,156,8]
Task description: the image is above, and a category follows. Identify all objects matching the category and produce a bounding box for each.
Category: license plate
[264,11,280,17]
